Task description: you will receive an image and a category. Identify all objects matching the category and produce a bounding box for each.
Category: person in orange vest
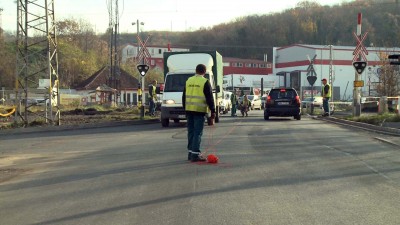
[182,64,216,162]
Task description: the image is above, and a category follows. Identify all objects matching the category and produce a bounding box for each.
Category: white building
[273,44,400,101]
[121,44,189,66]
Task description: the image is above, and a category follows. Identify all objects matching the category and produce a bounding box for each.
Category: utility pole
[16,0,60,126]
[107,0,121,106]
[133,19,145,119]
[353,14,362,116]
[328,45,333,100]
[352,13,368,116]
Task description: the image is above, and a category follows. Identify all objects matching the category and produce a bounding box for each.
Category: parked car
[361,97,379,112]
[247,95,262,110]
[301,96,323,108]
[264,88,301,120]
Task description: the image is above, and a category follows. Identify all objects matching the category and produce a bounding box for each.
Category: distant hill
[123,0,400,60]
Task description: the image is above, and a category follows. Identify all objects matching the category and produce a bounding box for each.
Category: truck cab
[159,52,223,127]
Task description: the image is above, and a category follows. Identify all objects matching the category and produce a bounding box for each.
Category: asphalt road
[1,110,399,225]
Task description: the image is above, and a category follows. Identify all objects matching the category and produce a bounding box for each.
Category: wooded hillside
[173,0,400,60]
[1,0,399,88]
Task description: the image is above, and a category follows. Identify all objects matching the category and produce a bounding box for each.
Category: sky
[1,0,346,34]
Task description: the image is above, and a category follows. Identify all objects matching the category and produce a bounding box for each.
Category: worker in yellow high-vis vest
[148,80,157,116]
[182,64,216,162]
[321,78,331,116]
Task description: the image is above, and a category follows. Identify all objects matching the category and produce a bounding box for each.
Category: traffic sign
[307,76,317,86]
[352,32,369,62]
[137,36,151,65]
[306,54,317,86]
[388,54,400,65]
[137,64,149,77]
[353,61,367,74]
[376,68,382,75]
[353,80,364,87]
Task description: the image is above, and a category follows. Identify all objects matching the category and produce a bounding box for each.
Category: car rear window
[269,89,296,99]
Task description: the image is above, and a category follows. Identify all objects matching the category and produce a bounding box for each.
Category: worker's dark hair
[196,64,206,75]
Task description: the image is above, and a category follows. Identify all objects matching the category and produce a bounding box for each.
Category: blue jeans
[323,97,330,114]
[186,113,205,156]
[149,99,155,115]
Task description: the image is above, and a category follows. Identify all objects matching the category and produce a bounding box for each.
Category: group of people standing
[230,93,250,117]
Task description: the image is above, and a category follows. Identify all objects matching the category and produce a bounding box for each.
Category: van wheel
[161,118,169,127]
[264,112,269,120]
[294,114,301,120]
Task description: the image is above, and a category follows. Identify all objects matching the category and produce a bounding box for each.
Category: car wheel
[161,118,169,127]
[295,114,301,120]
[264,112,269,120]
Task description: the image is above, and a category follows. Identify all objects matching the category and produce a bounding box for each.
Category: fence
[302,96,400,115]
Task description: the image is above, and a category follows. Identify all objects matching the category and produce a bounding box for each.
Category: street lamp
[132,20,144,61]
[132,20,145,119]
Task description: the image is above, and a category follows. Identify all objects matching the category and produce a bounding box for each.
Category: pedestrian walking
[182,64,216,162]
[241,94,249,117]
[148,80,157,116]
[230,92,238,117]
[321,78,331,116]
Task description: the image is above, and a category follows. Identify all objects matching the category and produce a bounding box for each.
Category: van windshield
[164,73,210,92]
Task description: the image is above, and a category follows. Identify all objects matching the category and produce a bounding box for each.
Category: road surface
[1,110,399,225]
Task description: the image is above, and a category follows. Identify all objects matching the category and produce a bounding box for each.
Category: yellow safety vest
[185,75,209,113]
[149,84,156,100]
[322,83,331,98]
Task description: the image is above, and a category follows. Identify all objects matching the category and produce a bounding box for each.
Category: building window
[159,49,162,54]
[238,63,243,67]
[259,64,266,68]
[245,63,252,68]
[151,48,154,55]
[253,63,258,68]
[267,64,272,68]
[151,60,155,65]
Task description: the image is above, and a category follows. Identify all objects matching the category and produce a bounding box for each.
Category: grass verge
[345,113,400,126]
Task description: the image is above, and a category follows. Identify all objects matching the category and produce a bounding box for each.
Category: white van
[220,91,232,114]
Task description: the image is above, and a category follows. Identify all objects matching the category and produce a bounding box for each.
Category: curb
[312,115,400,137]
[373,137,400,147]
[0,119,160,136]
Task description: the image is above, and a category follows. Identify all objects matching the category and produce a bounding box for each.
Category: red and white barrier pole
[357,13,362,36]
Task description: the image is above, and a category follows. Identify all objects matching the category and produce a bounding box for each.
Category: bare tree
[376,63,400,97]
